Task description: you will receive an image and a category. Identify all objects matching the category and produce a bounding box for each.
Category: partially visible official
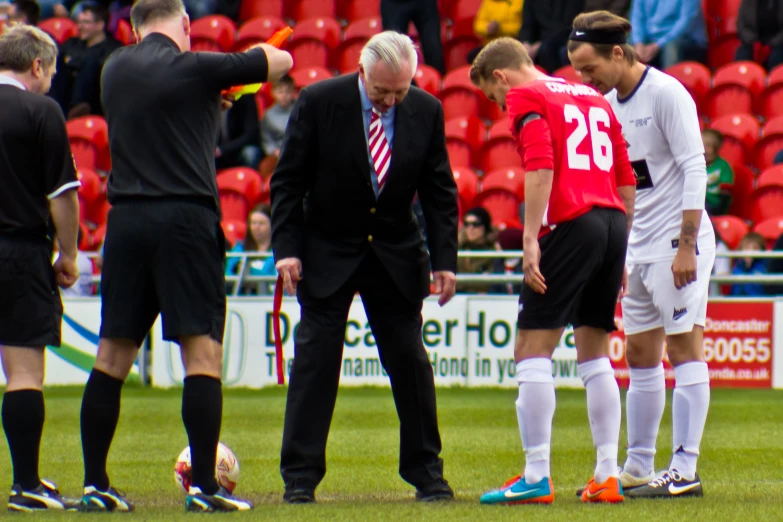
[0,24,81,512]
[75,0,293,514]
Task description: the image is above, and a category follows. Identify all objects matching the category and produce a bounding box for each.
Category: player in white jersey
[568,11,715,499]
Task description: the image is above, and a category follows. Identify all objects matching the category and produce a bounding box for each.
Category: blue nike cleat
[480,475,555,505]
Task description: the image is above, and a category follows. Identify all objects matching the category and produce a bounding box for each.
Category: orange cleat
[580,476,624,504]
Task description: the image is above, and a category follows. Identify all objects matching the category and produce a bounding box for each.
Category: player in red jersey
[469,38,636,505]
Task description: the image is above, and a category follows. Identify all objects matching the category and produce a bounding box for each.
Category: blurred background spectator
[731,232,768,296]
[49,2,120,119]
[226,204,276,296]
[259,74,295,177]
[630,0,708,69]
[8,0,40,24]
[517,0,582,73]
[767,232,783,295]
[736,0,783,71]
[381,0,445,74]
[703,129,734,216]
[710,224,732,296]
[216,93,261,170]
[468,0,523,64]
[583,0,629,16]
[455,207,503,294]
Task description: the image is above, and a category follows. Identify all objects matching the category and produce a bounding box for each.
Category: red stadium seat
[710,113,759,165]
[757,165,783,188]
[758,65,783,119]
[446,139,473,169]
[115,18,134,46]
[291,17,341,50]
[190,15,236,52]
[708,0,741,26]
[290,66,333,88]
[478,136,518,173]
[335,18,382,73]
[239,0,283,20]
[708,37,741,70]
[705,61,767,119]
[290,39,329,69]
[488,119,512,139]
[665,61,711,113]
[453,167,479,218]
[234,17,287,51]
[221,220,247,247]
[752,116,783,171]
[446,0,482,22]
[66,116,110,172]
[78,221,92,251]
[553,65,582,84]
[38,17,78,44]
[445,115,485,153]
[748,185,783,223]
[344,16,381,40]
[414,65,442,96]
[727,164,754,220]
[448,17,474,39]
[439,66,481,120]
[711,215,749,250]
[339,0,380,22]
[442,35,480,72]
[76,168,101,222]
[482,167,525,201]
[286,0,336,20]
[472,188,522,225]
[217,168,263,222]
[753,217,783,248]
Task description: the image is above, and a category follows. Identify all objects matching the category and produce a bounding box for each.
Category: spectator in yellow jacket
[468,0,524,63]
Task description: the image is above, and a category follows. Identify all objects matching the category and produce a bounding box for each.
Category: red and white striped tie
[369,109,392,189]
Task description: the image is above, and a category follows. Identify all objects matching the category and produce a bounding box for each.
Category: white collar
[0,74,27,90]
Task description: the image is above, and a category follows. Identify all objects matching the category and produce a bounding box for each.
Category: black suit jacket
[270,73,458,302]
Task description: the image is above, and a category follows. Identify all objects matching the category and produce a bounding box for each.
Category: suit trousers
[280,249,444,490]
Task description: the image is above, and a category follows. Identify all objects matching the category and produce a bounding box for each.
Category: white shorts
[622,251,715,336]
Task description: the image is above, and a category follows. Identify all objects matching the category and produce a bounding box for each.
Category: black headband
[569,28,627,45]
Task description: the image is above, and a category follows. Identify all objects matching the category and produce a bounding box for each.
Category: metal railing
[79,249,783,291]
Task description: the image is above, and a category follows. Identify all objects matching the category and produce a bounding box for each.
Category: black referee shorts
[0,238,63,348]
[99,200,227,346]
[518,207,627,332]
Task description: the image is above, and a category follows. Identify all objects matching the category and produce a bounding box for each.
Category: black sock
[2,389,44,490]
[81,369,123,490]
[182,375,222,495]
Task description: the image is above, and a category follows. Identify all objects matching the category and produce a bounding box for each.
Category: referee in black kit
[0,25,81,511]
[76,0,293,513]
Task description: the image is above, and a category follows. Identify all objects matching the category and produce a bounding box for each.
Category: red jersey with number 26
[506,78,635,236]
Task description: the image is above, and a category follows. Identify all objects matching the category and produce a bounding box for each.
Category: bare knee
[626,329,665,368]
[666,326,704,366]
[514,328,562,362]
[1,346,45,391]
[94,339,139,380]
[573,326,610,363]
[180,336,223,379]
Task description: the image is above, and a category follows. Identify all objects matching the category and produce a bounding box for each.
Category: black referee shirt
[0,77,80,241]
[100,33,269,209]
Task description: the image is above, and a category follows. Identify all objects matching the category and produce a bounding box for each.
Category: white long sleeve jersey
[605,67,715,264]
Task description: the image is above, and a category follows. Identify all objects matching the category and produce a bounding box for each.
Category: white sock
[515,358,555,485]
[579,358,621,484]
[671,361,710,480]
[623,364,665,477]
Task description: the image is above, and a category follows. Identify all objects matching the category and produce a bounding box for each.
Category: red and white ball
[174,442,240,494]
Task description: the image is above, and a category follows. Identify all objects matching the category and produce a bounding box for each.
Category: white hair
[359,31,418,78]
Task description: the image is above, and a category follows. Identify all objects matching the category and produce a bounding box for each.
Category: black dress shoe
[415,479,454,502]
[283,481,316,504]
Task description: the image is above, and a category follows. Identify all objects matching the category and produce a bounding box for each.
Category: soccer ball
[174,442,240,494]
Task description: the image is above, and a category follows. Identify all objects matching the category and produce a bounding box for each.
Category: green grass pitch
[1,386,781,521]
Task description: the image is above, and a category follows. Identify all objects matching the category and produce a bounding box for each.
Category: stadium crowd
[1,0,782,297]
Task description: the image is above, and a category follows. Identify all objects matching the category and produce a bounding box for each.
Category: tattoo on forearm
[681,220,696,245]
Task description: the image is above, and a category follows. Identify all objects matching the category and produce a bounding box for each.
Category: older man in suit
[270,31,458,504]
